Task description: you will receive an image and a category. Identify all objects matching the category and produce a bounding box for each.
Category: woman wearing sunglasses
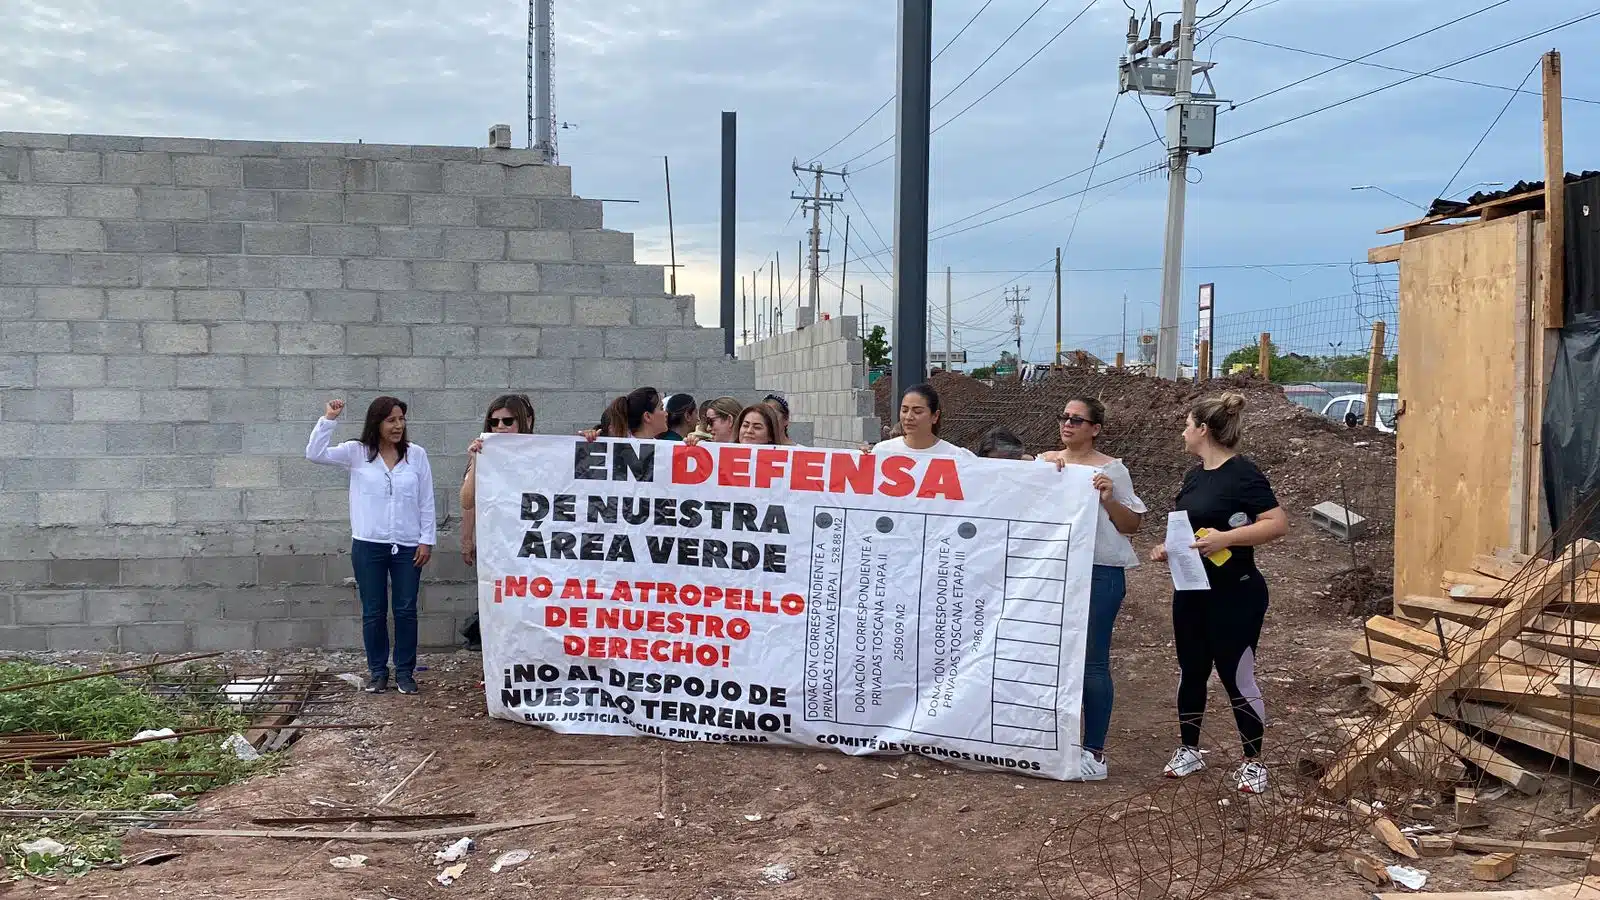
[461,395,536,568]
[690,396,742,443]
[1038,397,1146,782]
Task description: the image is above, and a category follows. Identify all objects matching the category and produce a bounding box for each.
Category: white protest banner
[476,436,1100,780]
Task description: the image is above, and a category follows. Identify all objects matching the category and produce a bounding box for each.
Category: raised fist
[325,399,345,420]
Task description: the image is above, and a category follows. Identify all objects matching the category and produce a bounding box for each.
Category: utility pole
[1004,285,1029,364]
[1054,247,1063,368]
[944,267,952,373]
[891,0,933,408]
[859,286,866,332]
[792,163,846,329]
[718,114,735,357]
[838,215,851,318]
[773,252,780,337]
[795,241,802,329]
[530,0,556,162]
[1120,0,1218,379]
[741,276,748,349]
[1121,292,1128,362]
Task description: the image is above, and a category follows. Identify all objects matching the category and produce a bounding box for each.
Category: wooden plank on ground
[1322,541,1599,795]
[1366,615,1447,657]
[1528,615,1600,640]
[1444,570,1510,597]
[1517,704,1600,742]
[1419,718,1543,796]
[1453,700,1600,771]
[1520,633,1600,666]
[1398,595,1495,627]
[141,814,576,841]
[1455,834,1592,860]
[1376,886,1600,900]
[1473,553,1534,581]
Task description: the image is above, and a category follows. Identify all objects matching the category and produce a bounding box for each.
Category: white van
[1322,393,1397,434]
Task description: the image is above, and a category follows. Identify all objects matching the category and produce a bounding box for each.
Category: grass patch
[0,661,270,878]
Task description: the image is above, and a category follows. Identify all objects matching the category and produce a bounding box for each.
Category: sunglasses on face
[490,416,518,427]
[1058,414,1095,427]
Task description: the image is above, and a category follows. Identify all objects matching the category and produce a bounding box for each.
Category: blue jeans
[1082,564,1126,754]
[351,539,421,678]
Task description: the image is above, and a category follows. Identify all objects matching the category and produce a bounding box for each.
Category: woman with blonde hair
[1150,392,1288,795]
[691,396,743,443]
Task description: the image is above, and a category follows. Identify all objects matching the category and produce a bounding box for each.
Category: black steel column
[720,111,737,357]
[891,1,932,404]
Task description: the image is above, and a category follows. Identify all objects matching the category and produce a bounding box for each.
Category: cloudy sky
[4,0,1598,366]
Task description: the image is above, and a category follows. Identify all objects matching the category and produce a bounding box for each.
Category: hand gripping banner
[476,436,1099,780]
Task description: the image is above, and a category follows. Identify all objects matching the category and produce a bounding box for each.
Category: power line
[1437,57,1543,200]
[1217,8,1600,149]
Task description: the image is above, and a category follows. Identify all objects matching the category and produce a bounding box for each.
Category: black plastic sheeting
[1542,312,1600,544]
[1566,176,1600,321]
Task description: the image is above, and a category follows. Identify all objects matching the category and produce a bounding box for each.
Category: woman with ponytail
[594,386,668,440]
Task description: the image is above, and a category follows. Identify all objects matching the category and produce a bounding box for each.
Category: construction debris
[142,813,577,841]
[1469,851,1518,882]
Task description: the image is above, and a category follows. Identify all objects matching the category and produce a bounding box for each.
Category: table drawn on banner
[805,508,1074,751]
[475,436,1100,780]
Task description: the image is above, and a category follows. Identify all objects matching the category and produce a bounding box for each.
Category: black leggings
[1173,571,1268,758]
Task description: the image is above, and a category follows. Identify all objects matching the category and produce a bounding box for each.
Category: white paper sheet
[1164,511,1211,592]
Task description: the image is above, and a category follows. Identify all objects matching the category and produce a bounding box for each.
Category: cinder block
[345,193,410,225]
[221,591,289,620]
[256,618,327,649]
[141,255,208,288]
[537,263,602,294]
[47,558,119,586]
[243,223,309,255]
[534,391,608,424]
[69,135,142,152]
[141,137,211,153]
[144,323,211,355]
[107,355,176,387]
[207,256,276,289]
[278,323,345,355]
[243,157,310,189]
[507,230,572,261]
[697,357,757,394]
[277,191,344,223]
[177,490,244,523]
[413,325,477,357]
[46,625,121,651]
[502,359,568,391]
[0,423,36,458]
[477,198,540,228]
[325,158,372,192]
[242,355,312,388]
[377,160,444,193]
[310,290,376,323]
[1,251,70,285]
[412,195,478,227]
[573,230,633,263]
[313,356,378,387]
[308,224,377,256]
[16,589,85,624]
[188,556,256,586]
[409,261,473,292]
[120,623,191,652]
[509,294,571,325]
[0,627,49,651]
[1,322,70,353]
[103,151,173,185]
[36,354,105,388]
[417,615,462,649]
[35,286,107,319]
[476,263,540,292]
[668,327,726,360]
[444,357,509,388]
[7,457,76,488]
[244,489,312,521]
[540,199,603,229]
[243,289,309,322]
[535,325,603,358]
[175,355,245,388]
[191,621,256,650]
[478,326,541,357]
[174,155,242,187]
[346,325,410,355]
[635,295,686,327]
[378,226,444,259]
[212,140,281,157]
[105,221,177,253]
[324,616,362,650]
[604,263,665,295]
[0,355,35,387]
[276,256,342,289]
[214,455,279,488]
[50,423,108,455]
[176,289,245,322]
[506,164,572,197]
[36,219,105,252]
[259,554,328,585]
[0,219,32,251]
[0,559,50,587]
[209,323,277,354]
[139,389,210,422]
[241,422,309,453]
[292,456,352,488]
[574,295,632,326]
[442,228,505,260]
[413,145,479,162]
[441,292,508,324]
[76,457,143,488]
[1,184,69,217]
[138,187,208,220]
[574,357,637,392]
[207,188,276,222]
[117,558,191,587]
[71,321,141,353]
[443,162,505,195]
[110,423,177,455]
[175,423,244,453]
[377,291,442,323]
[345,259,411,291]
[379,357,444,388]
[31,149,101,183]
[605,327,667,360]
[38,491,106,525]
[176,222,243,254]
[67,187,137,220]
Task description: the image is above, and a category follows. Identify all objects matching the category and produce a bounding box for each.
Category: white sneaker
[1078,749,1107,782]
[1163,746,1205,778]
[1235,760,1269,794]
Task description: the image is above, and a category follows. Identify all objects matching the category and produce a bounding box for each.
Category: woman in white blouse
[870,382,974,457]
[306,397,436,696]
[1039,397,1146,783]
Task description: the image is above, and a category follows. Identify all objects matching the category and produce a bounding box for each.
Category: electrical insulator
[1127,16,1139,42]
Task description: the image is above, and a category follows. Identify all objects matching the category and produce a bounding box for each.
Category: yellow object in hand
[1194,528,1233,567]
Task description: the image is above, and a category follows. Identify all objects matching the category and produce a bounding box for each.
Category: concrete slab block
[176,490,244,523]
[16,589,85,624]
[346,324,411,355]
[0,132,68,149]
[574,295,632,326]
[36,355,105,388]
[410,261,474,292]
[441,228,506,262]
[574,357,636,392]
[243,223,309,255]
[105,221,176,253]
[243,289,309,322]
[117,557,191,587]
[140,137,211,153]
[345,193,409,225]
[308,224,376,256]
[71,322,141,353]
[144,322,212,355]
[537,263,602,293]
[477,326,541,356]
[189,620,256,650]
[37,491,105,525]
[444,357,510,388]
[667,327,726,360]
[477,198,540,228]
[378,226,444,259]
[47,625,120,651]
[277,190,344,223]
[310,290,377,323]
[573,230,633,263]
[174,155,242,187]
[275,256,342,290]
[345,259,411,291]
[47,558,119,586]
[0,219,32,251]
[67,135,141,152]
[507,230,572,261]
[49,423,108,455]
[207,188,276,222]
[35,286,106,319]
[31,149,102,183]
[413,325,477,357]
[36,219,105,252]
[138,187,208,220]
[278,323,345,355]
[509,293,572,325]
[540,199,603,230]
[635,296,686,327]
[213,455,280,489]
[510,357,574,390]
[378,357,444,389]
[532,325,602,358]
[338,158,376,192]
[377,291,442,323]
[243,157,310,189]
[141,255,208,288]
[244,489,312,521]
[0,322,69,354]
[255,618,326,649]
[104,151,173,185]
[0,251,70,285]
[175,423,244,453]
[604,263,665,295]
[260,553,328,585]
[207,256,277,289]
[377,160,444,193]
[441,292,508,324]
[0,626,48,651]
[505,164,572,196]
[139,389,210,422]
[312,356,379,388]
[176,222,243,254]
[605,327,666,360]
[172,355,243,389]
[120,623,191,652]
[209,323,279,355]
[413,195,478,227]
[444,162,505,195]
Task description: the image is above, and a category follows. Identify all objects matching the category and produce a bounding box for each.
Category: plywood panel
[1396,216,1528,601]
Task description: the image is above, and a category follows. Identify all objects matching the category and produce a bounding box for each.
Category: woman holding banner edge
[1038,398,1146,783]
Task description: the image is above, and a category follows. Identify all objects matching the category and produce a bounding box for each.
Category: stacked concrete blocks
[748,316,879,448]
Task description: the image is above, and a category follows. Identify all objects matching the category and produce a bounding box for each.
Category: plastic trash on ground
[330,854,368,869]
[20,838,66,857]
[761,863,795,884]
[437,863,467,885]
[132,728,177,742]
[490,849,531,873]
[433,837,475,865]
[1386,865,1428,890]
[221,734,261,761]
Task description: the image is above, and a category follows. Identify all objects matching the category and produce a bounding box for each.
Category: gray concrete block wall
[0,131,752,652]
[748,316,880,449]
